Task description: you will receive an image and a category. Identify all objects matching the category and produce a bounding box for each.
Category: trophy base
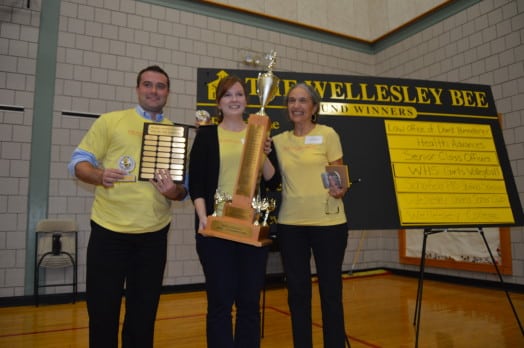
[199,215,272,247]
[118,175,136,182]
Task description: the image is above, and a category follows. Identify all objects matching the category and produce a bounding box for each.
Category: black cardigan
[188,125,281,232]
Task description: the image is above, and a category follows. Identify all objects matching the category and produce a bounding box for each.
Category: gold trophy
[256,51,279,115]
[195,109,212,126]
[199,50,279,246]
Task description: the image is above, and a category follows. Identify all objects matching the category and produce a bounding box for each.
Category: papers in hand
[321,164,350,190]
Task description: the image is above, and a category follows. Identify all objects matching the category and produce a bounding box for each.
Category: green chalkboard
[196,68,524,230]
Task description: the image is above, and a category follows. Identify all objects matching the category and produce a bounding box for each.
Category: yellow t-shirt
[273,124,347,226]
[216,126,246,214]
[78,108,173,233]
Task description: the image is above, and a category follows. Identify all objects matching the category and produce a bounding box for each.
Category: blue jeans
[86,221,168,348]
[197,235,269,348]
[278,223,348,348]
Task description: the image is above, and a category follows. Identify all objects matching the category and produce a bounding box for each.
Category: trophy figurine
[199,50,280,247]
[212,189,224,217]
[262,198,276,226]
[252,196,263,226]
[212,189,232,216]
[256,50,280,116]
[195,109,212,126]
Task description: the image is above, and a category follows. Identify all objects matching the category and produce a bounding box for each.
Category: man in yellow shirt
[68,65,187,348]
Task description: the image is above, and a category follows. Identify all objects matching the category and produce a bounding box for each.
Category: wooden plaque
[138,123,188,183]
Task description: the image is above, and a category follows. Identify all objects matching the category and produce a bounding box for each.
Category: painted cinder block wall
[0,0,522,297]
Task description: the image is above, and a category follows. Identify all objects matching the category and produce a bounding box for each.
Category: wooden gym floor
[0,271,523,347]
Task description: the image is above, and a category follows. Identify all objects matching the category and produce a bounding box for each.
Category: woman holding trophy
[188,75,280,348]
[272,83,350,348]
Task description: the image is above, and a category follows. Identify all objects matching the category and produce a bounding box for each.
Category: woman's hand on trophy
[263,137,273,155]
[198,216,208,231]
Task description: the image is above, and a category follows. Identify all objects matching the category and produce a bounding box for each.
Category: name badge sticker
[305,135,323,144]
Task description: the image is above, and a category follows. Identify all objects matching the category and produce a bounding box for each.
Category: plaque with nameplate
[138,123,188,183]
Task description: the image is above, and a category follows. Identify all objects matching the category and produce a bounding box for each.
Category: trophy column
[199,51,279,247]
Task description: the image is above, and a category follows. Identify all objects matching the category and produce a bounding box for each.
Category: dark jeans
[196,235,269,348]
[278,223,348,348]
[86,221,168,348]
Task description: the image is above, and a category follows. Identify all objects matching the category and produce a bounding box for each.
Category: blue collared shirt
[135,105,164,122]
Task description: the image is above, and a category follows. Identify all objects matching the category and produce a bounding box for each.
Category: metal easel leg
[413,228,446,347]
[478,227,524,335]
[413,229,430,348]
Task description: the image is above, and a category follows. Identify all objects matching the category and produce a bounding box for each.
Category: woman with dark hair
[272,82,350,348]
[188,75,280,348]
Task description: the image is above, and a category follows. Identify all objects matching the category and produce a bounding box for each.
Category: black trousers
[86,221,168,348]
[196,235,269,348]
[278,223,348,348]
